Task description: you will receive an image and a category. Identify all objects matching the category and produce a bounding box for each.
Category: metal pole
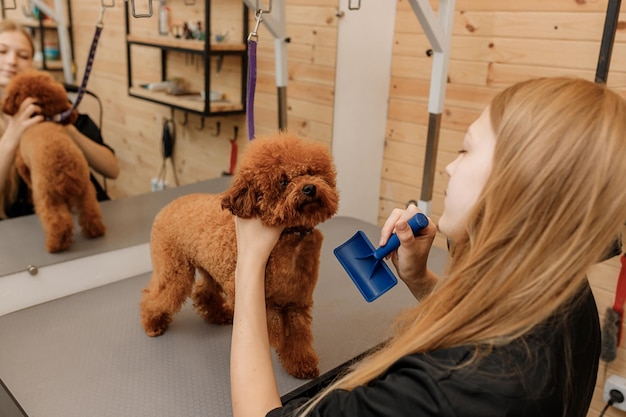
[407,0,455,215]
[595,0,621,84]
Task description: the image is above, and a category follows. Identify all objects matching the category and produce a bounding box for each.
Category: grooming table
[0,181,447,417]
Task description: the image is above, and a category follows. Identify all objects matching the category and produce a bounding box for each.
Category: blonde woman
[231,77,626,417]
[0,20,118,219]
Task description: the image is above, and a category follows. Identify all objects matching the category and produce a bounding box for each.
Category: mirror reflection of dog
[140,132,340,379]
[1,70,106,253]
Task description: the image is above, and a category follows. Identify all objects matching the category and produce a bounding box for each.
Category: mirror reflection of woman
[0,20,119,219]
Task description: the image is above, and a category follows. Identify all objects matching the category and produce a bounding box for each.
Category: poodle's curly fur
[140,132,340,379]
[2,70,105,252]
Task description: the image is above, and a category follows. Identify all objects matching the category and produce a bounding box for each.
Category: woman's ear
[221,176,258,218]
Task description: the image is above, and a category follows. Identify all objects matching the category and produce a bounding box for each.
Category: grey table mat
[0,177,231,277]
[0,216,447,417]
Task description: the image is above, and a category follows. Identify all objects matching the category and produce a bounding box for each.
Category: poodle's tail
[48,148,91,198]
[20,125,91,200]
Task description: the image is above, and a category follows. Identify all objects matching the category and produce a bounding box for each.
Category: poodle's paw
[81,219,106,239]
[46,229,73,253]
[278,344,320,379]
[194,302,234,325]
[141,311,171,337]
[283,355,320,380]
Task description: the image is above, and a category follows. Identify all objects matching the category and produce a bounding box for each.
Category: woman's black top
[268,282,600,417]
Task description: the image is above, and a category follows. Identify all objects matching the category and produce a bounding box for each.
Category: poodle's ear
[221,177,258,218]
[1,91,21,116]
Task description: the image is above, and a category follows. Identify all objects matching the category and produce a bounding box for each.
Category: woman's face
[438,106,497,242]
[0,30,33,88]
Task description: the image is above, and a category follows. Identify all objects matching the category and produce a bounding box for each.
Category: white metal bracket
[30,0,74,84]
[407,0,455,215]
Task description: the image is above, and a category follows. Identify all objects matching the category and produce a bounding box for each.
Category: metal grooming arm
[30,0,74,84]
[595,0,621,84]
[243,0,288,130]
[407,0,455,215]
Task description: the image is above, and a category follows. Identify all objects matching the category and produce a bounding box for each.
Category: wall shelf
[127,34,246,53]
[125,1,249,117]
[128,86,243,113]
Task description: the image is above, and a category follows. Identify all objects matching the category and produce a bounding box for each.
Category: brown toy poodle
[2,70,105,253]
[140,132,340,379]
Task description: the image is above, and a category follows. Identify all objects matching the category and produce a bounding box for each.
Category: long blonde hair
[302,77,626,413]
[0,20,34,218]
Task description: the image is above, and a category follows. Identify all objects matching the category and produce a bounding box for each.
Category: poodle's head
[221,132,339,229]
[1,70,77,125]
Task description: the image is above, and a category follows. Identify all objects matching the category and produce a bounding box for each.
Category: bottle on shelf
[158,0,170,36]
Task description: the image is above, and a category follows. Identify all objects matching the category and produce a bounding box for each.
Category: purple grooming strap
[59,25,103,122]
[246,38,257,141]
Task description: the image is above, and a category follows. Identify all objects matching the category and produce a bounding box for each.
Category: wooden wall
[3,0,626,415]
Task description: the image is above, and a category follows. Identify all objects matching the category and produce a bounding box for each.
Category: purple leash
[246,10,263,141]
[246,38,257,141]
[54,24,103,123]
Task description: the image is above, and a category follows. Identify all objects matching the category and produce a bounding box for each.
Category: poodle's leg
[268,305,320,379]
[76,188,105,238]
[140,245,195,337]
[36,196,74,253]
[192,269,234,325]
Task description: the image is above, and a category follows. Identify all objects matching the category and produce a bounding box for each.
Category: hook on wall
[124,0,153,18]
[255,0,272,14]
[2,0,17,11]
[196,116,205,131]
[211,121,221,137]
[348,0,361,11]
[230,126,239,142]
[178,112,188,126]
[21,3,32,17]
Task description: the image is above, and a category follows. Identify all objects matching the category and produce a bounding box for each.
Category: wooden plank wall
[3,0,626,415]
[387,1,626,416]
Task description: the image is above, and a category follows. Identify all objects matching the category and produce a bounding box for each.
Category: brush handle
[373,213,429,260]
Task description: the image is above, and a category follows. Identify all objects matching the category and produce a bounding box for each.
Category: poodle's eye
[280,175,289,188]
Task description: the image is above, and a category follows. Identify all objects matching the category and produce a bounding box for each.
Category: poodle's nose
[302,184,316,197]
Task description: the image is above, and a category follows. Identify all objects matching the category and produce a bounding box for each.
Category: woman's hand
[2,97,43,147]
[235,216,284,272]
[379,204,439,300]
[0,98,43,194]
